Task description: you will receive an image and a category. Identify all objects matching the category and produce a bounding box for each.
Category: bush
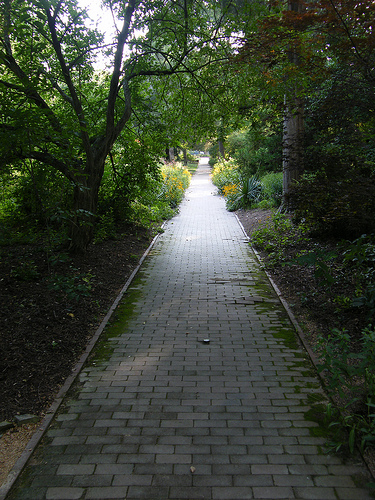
[126,200,175,228]
[260,172,283,207]
[289,174,375,239]
[317,326,375,453]
[226,125,282,177]
[159,162,191,208]
[251,212,308,265]
[210,157,240,193]
[224,176,262,211]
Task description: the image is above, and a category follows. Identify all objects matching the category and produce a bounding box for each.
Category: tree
[0,0,232,252]
[282,0,305,209]
[235,0,375,206]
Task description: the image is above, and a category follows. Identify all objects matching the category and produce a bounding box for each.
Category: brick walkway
[6,160,374,499]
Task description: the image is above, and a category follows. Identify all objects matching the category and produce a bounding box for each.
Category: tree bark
[168,147,175,162]
[218,139,225,157]
[68,167,103,254]
[183,148,188,165]
[282,0,304,209]
[282,95,304,209]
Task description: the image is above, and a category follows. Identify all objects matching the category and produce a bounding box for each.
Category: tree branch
[45,6,92,161]
[106,0,136,145]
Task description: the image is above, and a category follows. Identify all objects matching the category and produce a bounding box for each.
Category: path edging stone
[234,214,320,369]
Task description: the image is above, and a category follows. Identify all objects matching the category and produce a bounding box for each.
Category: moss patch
[87,277,144,366]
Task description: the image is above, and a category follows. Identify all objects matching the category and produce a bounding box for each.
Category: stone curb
[0,227,165,500]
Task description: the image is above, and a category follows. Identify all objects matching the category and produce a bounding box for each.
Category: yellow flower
[222,184,238,198]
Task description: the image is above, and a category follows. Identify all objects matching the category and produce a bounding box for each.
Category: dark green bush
[260,172,283,207]
[289,174,375,239]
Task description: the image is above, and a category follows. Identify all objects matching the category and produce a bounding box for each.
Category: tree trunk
[218,139,225,157]
[68,168,103,254]
[183,148,188,165]
[282,95,304,209]
[168,147,175,162]
[282,0,304,209]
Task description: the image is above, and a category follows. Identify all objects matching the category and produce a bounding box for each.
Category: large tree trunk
[282,95,304,209]
[282,0,304,209]
[68,166,104,254]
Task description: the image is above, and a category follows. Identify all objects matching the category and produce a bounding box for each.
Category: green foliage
[127,201,174,229]
[260,172,283,207]
[290,174,375,239]
[158,163,191,209]
[256,199,275,209]
[225,118,282,178]
[224,176,262,211]
[342,234,375,322]
[304,69,375,180]
[94,209,117,244]
[251,212,308,266]
[210,158,240,193]
[98,134,162,221]
[317,327,375,453]
[211,158,282,212]
[48,271,94,302]
[10,261,40,281]
[294,249,337,288]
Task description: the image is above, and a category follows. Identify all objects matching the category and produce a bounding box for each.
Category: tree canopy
[0,0,244,251]
[1,0,375,249]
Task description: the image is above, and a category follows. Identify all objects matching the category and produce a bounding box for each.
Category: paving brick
[252,486,295,498]
[126,486,169,498]
[45,487,84,499]
[72,475,112,487]
[212,486,254,499]
[85,486,129,499]
[57,464,95,476]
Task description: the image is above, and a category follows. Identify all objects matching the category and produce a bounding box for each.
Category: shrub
[94,208,117,243]
[211,157,240,193]
[224,176,263,211]
[289,174,375,238]
[159,162,191,208]
[226,124,282,177]
[342,234,375,323]
[317,326,375,453]
[251,212,308,265]
[260,172,283,207]
[127,200,174,228]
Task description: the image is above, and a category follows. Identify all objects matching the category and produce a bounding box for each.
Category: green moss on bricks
[87,277,144,365]
[304,404,331,439]
[269,326,299,350]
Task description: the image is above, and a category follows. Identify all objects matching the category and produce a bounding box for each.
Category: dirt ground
[1,208,374,485]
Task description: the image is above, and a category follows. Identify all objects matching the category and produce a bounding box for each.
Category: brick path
[6,160,374,499]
